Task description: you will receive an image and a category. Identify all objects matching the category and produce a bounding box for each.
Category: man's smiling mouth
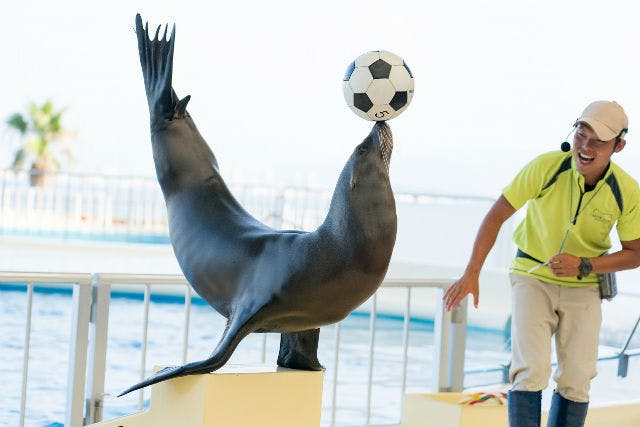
[578,152,594,163]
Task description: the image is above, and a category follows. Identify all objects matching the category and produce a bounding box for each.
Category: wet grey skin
[120,14,397,396]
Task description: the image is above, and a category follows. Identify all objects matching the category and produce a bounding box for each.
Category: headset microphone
[560,123,577,152]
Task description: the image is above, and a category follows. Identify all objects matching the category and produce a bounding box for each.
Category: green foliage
[7,113,28,134]
[5,100,73,173]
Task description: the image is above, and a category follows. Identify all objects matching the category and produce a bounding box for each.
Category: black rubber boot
[508,390,542,427]
[546,391,588,427]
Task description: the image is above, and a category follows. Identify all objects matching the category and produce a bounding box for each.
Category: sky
[2,0,640,197]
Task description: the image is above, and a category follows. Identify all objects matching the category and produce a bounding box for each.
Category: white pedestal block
[399,392,640,427]
[400,393,508,427]
[90,365,324,427]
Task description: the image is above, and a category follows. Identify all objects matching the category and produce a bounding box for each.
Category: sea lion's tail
[134,14,190,122]
[117,350,231,397]
[117,311,253,397]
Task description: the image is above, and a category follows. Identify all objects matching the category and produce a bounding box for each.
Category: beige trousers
[509,273,602,403]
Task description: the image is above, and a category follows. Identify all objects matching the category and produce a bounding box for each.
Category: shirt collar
[570,155,613,191]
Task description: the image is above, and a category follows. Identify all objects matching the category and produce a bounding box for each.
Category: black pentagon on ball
[389,91,408,111]
[369,59,392,79]
[354,93,373,112]
[344,61,356,81]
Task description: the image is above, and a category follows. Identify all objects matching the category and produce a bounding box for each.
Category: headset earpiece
[616,128,628,144]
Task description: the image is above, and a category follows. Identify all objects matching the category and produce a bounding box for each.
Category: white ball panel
[379,50,404,66]
[366,79,396,104]
[342,81,354,107]
[349,105,373,121]
[354,51,381,67]
[348,67,374,92]
[388,66,413,91]
[367,104,398,121]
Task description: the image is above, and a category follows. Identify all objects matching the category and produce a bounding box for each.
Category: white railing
[5,272,640,427]
[0,170,168,238]
[0,272,93,427]
[0,169,498,241]
[0,169,337,237]
[1,271,467,427]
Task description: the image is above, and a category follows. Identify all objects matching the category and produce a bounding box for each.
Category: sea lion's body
[158,112,395,331]
[121,14,396,396]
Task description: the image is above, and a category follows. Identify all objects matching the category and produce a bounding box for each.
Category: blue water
[1,285,638,427]
[0,284,510,427]
[0,228,170,245]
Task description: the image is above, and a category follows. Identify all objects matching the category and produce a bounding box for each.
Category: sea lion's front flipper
[277,329,323,371]
[118,311,256,396]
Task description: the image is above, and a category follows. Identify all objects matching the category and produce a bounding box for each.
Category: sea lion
[120,14,397,396]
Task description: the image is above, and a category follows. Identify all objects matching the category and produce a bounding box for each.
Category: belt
[516,248,543,264]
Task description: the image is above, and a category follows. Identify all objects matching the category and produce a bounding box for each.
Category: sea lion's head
[350,121,393,189]
[329,121,396,217]
[324,121,397,270]
[337,121,396,222]
[345,120,396,270]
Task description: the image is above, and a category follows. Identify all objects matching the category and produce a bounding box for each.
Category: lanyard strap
[559,175,606,254]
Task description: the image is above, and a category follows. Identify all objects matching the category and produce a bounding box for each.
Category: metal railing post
[65,283,92,427]
[138,284,152,410]
[400,287,412,410]
[0,170,7,227]
[330,322,341,427]
[365,293,378,425]
[433,290,468,392]
[84,274,112,425]
[618,313,640,378]
[19,282,35,427]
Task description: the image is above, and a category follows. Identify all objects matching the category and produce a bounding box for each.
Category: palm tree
[6,100,74,186]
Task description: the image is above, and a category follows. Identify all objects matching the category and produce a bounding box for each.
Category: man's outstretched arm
[443,195,516,311]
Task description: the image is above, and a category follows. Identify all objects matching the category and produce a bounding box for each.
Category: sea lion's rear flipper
[135,14,190,122]
[117,311,255,397]
[277,329,323,371]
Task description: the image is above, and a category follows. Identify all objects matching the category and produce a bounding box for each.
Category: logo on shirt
[591,209,613,224]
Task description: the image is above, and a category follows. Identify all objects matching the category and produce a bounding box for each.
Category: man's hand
[548,253,581,277]
[443,274,479,311]
[442,196,515,312]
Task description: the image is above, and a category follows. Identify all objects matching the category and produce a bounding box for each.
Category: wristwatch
[577,257,592,280]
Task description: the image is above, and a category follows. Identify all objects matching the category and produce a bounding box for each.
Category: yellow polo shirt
[503,151,640,286]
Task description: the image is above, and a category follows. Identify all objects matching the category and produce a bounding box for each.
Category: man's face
[572,123,625,184]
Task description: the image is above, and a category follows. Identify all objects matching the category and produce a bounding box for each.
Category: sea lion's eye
[358,145,368,155]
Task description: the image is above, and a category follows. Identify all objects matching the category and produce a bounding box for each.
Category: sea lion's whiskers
[378,123,393,172]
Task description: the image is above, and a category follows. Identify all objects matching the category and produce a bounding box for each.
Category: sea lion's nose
[371,121,389,140]
[373,121,392,142]
[372,121,393,171]
[374,120,389,130]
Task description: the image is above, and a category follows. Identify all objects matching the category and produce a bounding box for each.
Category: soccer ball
[343,50,414,121]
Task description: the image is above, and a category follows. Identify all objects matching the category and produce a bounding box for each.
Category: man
[443,100,640,427]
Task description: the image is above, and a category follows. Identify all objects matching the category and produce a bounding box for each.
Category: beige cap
[576,100,628,141]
